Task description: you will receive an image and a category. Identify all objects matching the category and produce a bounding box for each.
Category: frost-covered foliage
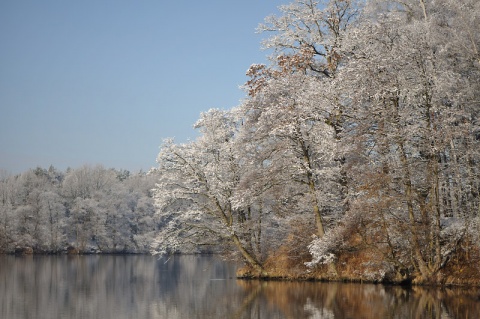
[151,110,273,273]
[238,71,344,238]
[258,0,363,76]
[324,0,480,279]
[305,208,361,267]
[306,240,337,267]
[151,0,479,282]
[0,165,157,253]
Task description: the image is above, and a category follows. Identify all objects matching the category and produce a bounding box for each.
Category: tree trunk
[299,137,325,238]
[399,141,430,278]
[231,232,266,276]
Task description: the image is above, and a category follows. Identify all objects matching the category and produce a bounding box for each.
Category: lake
[1,254,479,319]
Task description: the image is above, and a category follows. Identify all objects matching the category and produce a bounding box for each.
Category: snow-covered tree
[258,0,362,77]
[308,0,480,282]
[151,109,269,274]
[0,171,16,252]
[238,71,342,240]
[40,191,66,252]
[0,164,156,254]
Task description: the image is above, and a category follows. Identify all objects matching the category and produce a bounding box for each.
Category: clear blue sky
[0,0,284,174]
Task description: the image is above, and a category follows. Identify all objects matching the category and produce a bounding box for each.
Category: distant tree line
[0,165,158,254]
[151,0,480,284]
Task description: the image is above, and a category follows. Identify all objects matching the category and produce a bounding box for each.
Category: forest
[151,0,480,285]
[0,165,158,254]
[2,0,479,286]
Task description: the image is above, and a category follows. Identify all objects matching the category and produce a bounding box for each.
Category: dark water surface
[1,255,479,319]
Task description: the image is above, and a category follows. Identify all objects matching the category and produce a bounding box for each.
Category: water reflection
[0,255,479,319]
[237,280,480,319]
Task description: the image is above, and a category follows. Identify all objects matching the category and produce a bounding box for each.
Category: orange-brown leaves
[244,45,315,97]
[245,63,270,98]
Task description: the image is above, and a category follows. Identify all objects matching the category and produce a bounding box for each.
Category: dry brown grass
[443,241,480,286]
[236,221,480,288]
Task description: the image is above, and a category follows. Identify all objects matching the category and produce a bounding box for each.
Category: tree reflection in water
[0,255,479,319]
[236,280,480,319]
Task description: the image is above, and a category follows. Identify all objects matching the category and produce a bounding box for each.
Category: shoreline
[4,251,479,288]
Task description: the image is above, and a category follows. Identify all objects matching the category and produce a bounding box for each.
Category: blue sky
[0,0,284,174]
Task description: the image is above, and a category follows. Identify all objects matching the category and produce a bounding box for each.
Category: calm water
[1,255,479,319]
